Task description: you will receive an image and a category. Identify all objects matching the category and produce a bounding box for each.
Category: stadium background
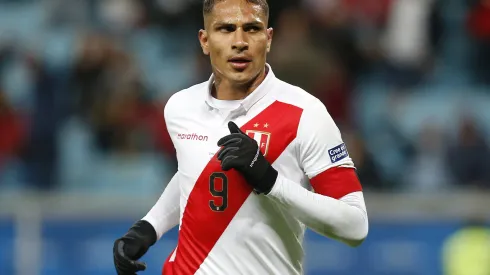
[1,0,489,274]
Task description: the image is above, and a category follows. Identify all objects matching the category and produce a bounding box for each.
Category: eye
[218,25,235,32]
[247,26,261,32]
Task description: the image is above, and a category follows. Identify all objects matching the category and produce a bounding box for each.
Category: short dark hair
[203,0,269,18]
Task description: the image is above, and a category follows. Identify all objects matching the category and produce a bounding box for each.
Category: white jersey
[143,64,368,275]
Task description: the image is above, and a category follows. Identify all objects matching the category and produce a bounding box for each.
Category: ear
[266,28,273,53]
[198,29,210,55]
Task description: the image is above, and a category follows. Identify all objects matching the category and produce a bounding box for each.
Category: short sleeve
[298,100,355,178]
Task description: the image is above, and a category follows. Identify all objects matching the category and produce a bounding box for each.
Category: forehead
[210,0,266,23]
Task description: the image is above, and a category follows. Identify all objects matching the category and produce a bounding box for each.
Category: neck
[212,66,268,100]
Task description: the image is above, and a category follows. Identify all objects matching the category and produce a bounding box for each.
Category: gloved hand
[217,121,278,194]
[113,220,157,275]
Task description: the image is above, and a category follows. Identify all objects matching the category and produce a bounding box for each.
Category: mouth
[228,57,252,70]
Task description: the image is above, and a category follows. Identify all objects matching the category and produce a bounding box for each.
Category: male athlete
[113,0,369,274]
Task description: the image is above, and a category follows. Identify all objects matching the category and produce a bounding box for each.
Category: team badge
[246,130,271,157]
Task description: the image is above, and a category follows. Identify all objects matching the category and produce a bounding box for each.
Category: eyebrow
[243,21,264,28]
[213,20,264,27]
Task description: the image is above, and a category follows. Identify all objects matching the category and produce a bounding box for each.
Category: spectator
[447,116,490,189]
[268,7,333,95]
[466,0,490,85]
[404,121,453,192]
[69,32,114,120]
[23,54,67,190]
[0,89,26,171]
[380,0,443,90]
[343,128,387,190]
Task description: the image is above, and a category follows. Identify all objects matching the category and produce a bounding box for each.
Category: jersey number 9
[209,172,228,212]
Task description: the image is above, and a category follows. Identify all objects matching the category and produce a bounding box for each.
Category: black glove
[113,220,157,275]
[217,121,278,194]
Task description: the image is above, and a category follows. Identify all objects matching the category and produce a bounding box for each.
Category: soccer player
[113,0,369,274]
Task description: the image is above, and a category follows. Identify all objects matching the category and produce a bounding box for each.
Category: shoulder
[270,78,339,140]
[271,80,353,175]
[164,81,208,118]
[271,78,328,118]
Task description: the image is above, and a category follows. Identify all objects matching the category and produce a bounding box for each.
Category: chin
[231,73,254,84]
[229,69,262,84]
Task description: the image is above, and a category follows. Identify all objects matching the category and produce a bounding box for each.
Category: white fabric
[268,176,368,246]
[297,98,355,178]
[142,172,181,240]
[141,64,368,274]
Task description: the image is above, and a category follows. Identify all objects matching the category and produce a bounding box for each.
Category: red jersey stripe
[309,167,362,199]
[162,248,176,275]
[164,101,303,275]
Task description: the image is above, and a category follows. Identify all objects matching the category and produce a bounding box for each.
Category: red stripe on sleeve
[165,101,303,274]
[309,167,362,199]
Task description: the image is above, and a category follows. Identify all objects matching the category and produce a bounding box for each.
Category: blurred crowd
[0,0,490,194]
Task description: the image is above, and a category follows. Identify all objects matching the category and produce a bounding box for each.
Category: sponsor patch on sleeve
[328,143,349,163]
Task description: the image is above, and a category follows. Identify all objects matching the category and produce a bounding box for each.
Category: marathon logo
[329,143,349,163]
[177,133,208,141]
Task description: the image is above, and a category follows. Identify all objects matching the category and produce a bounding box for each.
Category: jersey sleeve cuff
[141,215,163,241]
[266,173,287,199]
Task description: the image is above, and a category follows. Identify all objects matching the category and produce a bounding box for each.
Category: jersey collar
[205,63,276,112]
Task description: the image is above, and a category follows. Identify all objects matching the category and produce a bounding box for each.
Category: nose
[231,29,249,51]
